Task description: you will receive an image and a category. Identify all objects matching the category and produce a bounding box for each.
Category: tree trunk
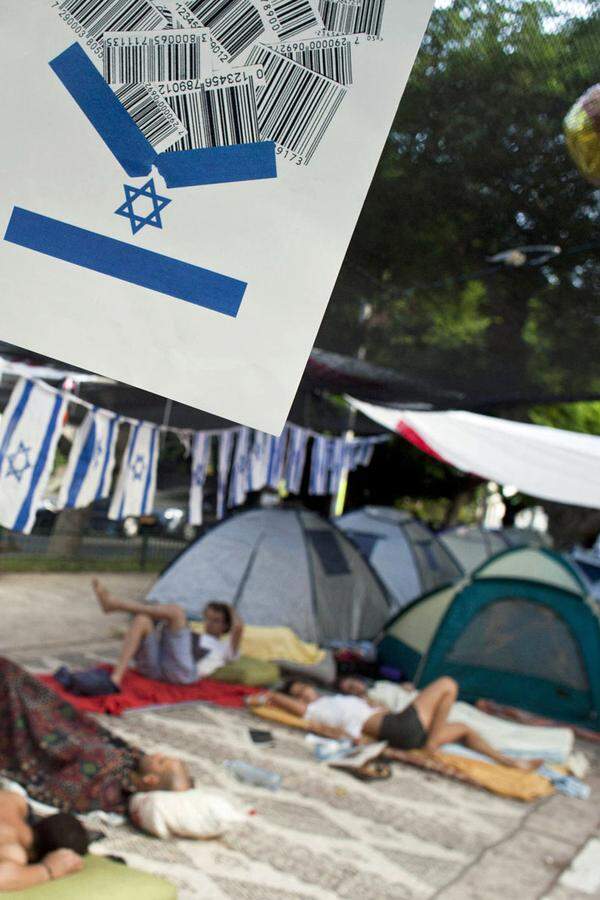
[47,507,92,559]
[541,501,600,551]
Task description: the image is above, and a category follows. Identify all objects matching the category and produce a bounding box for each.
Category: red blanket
[38,667,259,716]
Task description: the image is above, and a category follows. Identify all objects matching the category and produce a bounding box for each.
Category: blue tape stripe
[95,415,118,502]
[157,142,277,188]
[14,394,64,533]
[4,208,246,317]
[141,429,158,515]
[0,380,33,475]
[66,416,96,508]
[50,43,156,178]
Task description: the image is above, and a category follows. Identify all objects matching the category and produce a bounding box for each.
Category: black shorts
[379,704,427,750]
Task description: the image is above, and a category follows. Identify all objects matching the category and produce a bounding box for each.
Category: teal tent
[378,547,600,730]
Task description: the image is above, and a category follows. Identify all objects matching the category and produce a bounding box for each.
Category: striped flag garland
[249,430,271,492]
[216,429,235,519]
[267,428,289,489]
[108,422,159,520]
[328,438,346,495]
[285,425,309,494]
[228,426,251,509]
[58,408,119,510]
[189,431,211,526]
[0,379,66,533]
[309,435,332,495]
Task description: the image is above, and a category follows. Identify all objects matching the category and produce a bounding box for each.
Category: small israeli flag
[309,435,334,496]
[249,431,270,492]
[189,432,211,526]
[267,428,289,489]
[0,378,66,533]
[285,425,309,494]
[228,427,251,508]
[108,421,159,520]
[216,429,234,519]
[328,438,346,495]
[58,408,119,510]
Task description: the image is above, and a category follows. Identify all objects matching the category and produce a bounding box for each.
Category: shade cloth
[349,398,600,509]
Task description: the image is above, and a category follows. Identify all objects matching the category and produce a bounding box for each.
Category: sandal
[350,760,392,782]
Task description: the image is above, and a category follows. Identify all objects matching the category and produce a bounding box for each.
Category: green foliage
[529,400,600,434]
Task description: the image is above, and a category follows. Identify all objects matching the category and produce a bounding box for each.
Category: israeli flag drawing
[58,408,119,510]
[189,431,211,526]
[267,428,289,489]
[216,430,234,520]
[0,378,66,533]
[108,421,159,520]
[249,431,270,492]
[228,426,251,509]
[309,436,333,496]
[285,425,309,494]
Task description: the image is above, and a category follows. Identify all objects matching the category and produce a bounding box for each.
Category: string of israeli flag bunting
[0,374,388,534]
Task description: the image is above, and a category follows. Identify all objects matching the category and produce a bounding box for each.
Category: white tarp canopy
[349,398,600,509]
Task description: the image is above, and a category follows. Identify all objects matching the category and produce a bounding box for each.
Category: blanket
[251,706,554,802]
[189,623,325,665]
[476,699,600,743]
[369,682,574,762]
[39,667,259,716]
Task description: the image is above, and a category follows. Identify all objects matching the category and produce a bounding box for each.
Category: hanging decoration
[58,407,120,510]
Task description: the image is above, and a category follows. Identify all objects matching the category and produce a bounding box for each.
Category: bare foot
[92,578,117,614]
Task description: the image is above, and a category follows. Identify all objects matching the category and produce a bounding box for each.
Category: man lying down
[252,676,541,770]
[0,656,191,890]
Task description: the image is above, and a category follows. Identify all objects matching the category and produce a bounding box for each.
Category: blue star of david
[115,178,172,236]
[4,441,32,482]
[131,454,146,481]
[92,442,104,468]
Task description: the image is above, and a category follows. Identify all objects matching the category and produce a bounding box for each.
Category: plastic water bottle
[223,760,282,791]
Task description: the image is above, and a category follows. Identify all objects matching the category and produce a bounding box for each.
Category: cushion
[211,656,280,687]
[1,854,176,899]
[129,788,250,839]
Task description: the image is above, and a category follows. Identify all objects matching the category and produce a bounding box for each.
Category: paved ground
[1,573,599,899]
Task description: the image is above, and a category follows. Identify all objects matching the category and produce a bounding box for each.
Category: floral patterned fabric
[0,657,142,813]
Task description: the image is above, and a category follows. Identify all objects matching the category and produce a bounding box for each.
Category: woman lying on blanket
[0,657,192,822]
[0,789,89,891]
[250,678,541,771]
[93,579,243,689]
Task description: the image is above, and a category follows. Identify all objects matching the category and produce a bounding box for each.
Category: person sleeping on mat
[0,657,192,819]
[249,677,542,771]
[92,579,243,689]
[0,789,89,892]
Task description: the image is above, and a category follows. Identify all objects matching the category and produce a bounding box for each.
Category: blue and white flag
[58,408,119,510]
[0,379,66,533]
[309,436,334,496]
[216,430,235,520]
[267,428,289,490]
[285,425,309,494]
[189,432,211,526]
[228,427,251,508]
[108,422,159,520]
[328,438,347,495]
[249,431,270,492]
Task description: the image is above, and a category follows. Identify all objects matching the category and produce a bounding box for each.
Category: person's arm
[228,608,244,657]
[247,690,308,718]
[305,721,353,741]
[0,850,84,891]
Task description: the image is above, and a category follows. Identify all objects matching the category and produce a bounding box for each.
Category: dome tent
[337,507,463,614]
[439,524,549,574]
[378,547,600,730]
[147,508,392,644]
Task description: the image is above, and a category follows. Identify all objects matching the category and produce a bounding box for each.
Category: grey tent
[336,507,463,614]
[147,508,392,643]
[439,525,551,574]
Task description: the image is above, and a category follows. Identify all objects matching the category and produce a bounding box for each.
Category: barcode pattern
[247,46,346,163]
[318,0,386,37]
[278,42,352,84]
[59,0,167,40]
[272,0,321,40]
[104,41,203,83]
[165,83,260,149]
[186,0,264,58]
[115,82,186,150]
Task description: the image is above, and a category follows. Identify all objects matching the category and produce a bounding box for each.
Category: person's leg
[412,677,458,748]
[424,721,542,771]
[111,614,154,687]
[92,579,187,632]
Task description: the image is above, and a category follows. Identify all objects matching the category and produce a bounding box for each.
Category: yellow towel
[190,623,325,665]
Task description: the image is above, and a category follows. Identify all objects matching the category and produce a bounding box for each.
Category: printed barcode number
[58,0,167,40]
[247,45,346,163]
[271,0,321,40]
[186,0,265,58]
[115,82,187,152]
[104,37,204,83]
[318,0,386,37]
[277,40,352,84]
[164,81,261,149]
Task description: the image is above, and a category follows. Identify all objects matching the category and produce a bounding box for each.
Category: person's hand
[246,691,272,707]
[42,849,84,880]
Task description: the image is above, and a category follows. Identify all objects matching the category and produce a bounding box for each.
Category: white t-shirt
[305,695,381,740]
[196,633,238,678]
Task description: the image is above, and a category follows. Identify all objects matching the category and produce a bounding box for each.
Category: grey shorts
[134,625,197,685]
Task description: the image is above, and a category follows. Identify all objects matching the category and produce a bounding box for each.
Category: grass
[0,555,169,573]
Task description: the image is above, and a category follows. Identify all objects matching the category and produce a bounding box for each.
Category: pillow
[129,789,251,840]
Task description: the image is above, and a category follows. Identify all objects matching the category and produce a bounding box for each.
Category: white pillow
[129,789,250,840]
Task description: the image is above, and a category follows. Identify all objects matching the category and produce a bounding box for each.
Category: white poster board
[0,0,434,434]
